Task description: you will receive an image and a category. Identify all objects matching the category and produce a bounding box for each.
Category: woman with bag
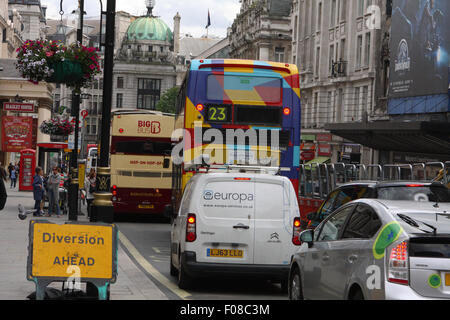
[32,167,45,217]
[85,169,96,218]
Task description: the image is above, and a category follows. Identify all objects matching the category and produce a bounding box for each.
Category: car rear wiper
[397,214,437,235]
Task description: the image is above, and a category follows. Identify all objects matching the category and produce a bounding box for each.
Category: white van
[169,171,302,290]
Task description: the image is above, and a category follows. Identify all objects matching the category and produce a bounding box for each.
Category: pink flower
[90,65,95,70]
[46,51,54,57]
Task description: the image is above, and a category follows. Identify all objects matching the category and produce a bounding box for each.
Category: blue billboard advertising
[389,0,450,99]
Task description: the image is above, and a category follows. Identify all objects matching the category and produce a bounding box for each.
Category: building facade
[229,0,293,62]
[291,0,390,165]
[0,0,54,169]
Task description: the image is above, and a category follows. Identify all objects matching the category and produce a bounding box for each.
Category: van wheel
[170,254,178,277]
[178,261,194,290]
[289,267,303,300]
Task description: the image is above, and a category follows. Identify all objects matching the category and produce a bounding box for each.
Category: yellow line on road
[118,230,191,300]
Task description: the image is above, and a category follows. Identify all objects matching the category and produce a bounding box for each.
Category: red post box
[19,149,36,192]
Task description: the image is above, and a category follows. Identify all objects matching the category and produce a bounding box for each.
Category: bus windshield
[206,74,282,103]
[113,140,172,156]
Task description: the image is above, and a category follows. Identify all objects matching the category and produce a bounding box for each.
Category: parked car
[289,199,450,300]
[168,172,301,290]
[303,181,450,230]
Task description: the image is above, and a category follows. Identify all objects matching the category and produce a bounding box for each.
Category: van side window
[342,204,382,239]
[317,205,355,242]
[179,181,193,216]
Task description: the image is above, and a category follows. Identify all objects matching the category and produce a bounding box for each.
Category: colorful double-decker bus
[110,109,174,215]
[172,59,301,210]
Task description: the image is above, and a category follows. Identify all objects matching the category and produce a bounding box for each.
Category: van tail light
[388,241,409,285]
[292,217,302,245]
[186,213,197,242]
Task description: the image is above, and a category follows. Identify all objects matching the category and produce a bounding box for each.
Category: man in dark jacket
[0,167,7,210]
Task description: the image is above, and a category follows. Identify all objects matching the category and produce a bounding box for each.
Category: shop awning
[305,156,331,166]
[38,143,68,150]
[324,121,450,156]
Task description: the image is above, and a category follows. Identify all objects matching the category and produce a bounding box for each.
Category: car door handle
[348,255,358,263]
[233,224,250,230]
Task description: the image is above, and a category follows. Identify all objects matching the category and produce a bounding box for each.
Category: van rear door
[253,177,299,265]
[196,176,255,265]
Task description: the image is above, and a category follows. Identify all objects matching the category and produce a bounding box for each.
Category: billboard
[1,117,34,152]
[389,0,450,98]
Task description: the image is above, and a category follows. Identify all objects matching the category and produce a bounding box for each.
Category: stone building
[0,0,53,168]
[229,0,293,62]
[8,0,47,41]
[291,0,390,165]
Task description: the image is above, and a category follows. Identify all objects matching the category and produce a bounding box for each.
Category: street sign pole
[91,0,116,224]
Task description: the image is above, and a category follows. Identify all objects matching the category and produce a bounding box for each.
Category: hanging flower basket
[39,118,75,136]
[16,40,101,89]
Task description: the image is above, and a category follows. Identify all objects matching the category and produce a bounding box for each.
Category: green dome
[127,17,173,42]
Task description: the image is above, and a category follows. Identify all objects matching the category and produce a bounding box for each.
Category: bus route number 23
[208,106,228,122]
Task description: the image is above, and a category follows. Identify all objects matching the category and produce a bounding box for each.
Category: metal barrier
[299,161,448,201]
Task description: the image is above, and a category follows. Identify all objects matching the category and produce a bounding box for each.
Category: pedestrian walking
[10,167,17,189]
[7,163,14,181]
[47,167,62,218]
[0,167,8,211]
[85,168,96,218]
[32,167,45,217]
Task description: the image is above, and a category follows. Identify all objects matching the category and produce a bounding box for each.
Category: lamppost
[90,0,116,224]
[67,0,85,221]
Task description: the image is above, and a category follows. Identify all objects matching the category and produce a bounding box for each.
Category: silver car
[288,199,450,300]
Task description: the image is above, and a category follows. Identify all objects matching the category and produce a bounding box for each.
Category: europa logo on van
[203,190,254,203]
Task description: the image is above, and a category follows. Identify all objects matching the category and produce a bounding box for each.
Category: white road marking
[118,230,191,300]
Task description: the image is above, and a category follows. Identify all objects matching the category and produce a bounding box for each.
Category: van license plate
[207,249,243,258]
[139,204,154,209]
[446,274,450,287]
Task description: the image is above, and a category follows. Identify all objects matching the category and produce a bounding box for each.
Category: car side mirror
[299,230,314,248]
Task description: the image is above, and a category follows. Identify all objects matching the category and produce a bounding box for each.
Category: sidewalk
[0,188,167,300]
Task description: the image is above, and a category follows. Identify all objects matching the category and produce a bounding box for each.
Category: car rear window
[376,186,450,203]
[410,238,450,258]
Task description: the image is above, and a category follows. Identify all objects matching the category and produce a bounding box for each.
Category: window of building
[340,0,347,21]
[148,45,153,52]
[363,85,369,114]
[275,47,285,62]
[315,46,321,77]
[317,2,322,31]
[327,91,333,123]
[340,38,346,60]
[2,28,6,43]
[87,117,98,135]
[137,78,161,110]
[329,44,334,75]
[330,0,337,27]
[354,87,360,120]
[364,32,371,67]
[356,35,363,68]
[117,77,124,89]
[116,93,123,108]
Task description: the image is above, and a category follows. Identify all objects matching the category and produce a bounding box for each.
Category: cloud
[42,0,240,38]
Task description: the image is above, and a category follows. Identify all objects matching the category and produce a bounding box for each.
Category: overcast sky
[42,0,241,38]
